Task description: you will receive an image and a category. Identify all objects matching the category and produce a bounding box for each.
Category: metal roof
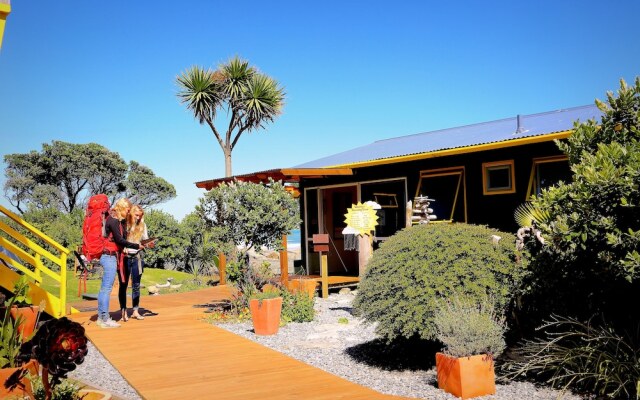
[296,104,602,168]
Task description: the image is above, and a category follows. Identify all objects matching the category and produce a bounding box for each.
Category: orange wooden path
[68,286,417,400]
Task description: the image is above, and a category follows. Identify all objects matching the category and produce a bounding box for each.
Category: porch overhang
[195,168,353,190]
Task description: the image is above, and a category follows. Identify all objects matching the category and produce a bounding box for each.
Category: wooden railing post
[280,234,288,286]
[320,253,328,299]
[218,253,226,285]
[58,252,67,317]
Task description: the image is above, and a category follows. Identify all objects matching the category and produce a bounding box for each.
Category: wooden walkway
[68,286,417,400]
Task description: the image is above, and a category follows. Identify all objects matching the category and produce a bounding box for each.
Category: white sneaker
[97,318,121,328]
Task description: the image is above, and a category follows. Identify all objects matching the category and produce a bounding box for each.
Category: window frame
[415,166,467,222]
[526,155,569,199]
[482,160,516,195]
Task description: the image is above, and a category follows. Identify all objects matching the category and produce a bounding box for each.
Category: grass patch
[39,267,217,304]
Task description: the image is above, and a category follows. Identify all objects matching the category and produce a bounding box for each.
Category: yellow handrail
[0,205,70,317]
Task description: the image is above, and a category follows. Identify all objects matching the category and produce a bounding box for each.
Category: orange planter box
[249,297,282,335]
[0,359,39,399]
[435,352,496,399]
[287,279,318,298]
[10,305,40,341]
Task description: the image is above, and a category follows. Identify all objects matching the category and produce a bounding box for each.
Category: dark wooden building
[197,104,601,278]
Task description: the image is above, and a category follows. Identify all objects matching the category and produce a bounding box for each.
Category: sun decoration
[344,202,379,236]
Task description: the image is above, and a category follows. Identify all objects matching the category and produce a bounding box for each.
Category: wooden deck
[68,286,416,400]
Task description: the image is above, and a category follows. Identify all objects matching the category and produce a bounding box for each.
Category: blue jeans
[98,254,117,321]
[120,256,143,310]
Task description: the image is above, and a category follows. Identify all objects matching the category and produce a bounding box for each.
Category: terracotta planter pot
[10,305,40,341]
[0,359,39,399]
[435,352,496,399]
[249,297,282,335]
[287,280,318,299]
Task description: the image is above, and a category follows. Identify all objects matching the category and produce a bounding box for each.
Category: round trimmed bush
[353,223,525,342]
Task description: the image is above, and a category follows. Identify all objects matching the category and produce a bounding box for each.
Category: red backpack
[82,194,111,260]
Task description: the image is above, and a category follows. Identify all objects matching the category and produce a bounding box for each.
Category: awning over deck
[195,167,353,190]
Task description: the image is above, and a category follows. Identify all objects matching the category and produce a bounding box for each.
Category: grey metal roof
[296,104,602,168]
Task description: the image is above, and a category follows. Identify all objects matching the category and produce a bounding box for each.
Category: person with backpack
[119,204,152,321]
[97,197,145,328]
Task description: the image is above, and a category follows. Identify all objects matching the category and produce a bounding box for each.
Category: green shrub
[503,315,640,399]
[353,223,524,342]
[520,78,640,332]
[280,289,315,323]
[434,297,506,358]
[32,376,81,400]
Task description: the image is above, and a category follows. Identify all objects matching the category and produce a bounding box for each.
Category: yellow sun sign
[344,202,379,236]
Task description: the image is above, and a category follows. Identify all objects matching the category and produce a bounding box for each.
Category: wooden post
[358,234,373,276]
[218,253,226,285]
[280,234,288,286]
[320,253,328,299]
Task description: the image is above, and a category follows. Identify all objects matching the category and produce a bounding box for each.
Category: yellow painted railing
[0,204,72,317]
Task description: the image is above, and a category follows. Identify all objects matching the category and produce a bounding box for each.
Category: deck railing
[0,204,70,317]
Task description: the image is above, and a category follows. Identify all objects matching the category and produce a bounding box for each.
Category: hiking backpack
[82,194,111,260]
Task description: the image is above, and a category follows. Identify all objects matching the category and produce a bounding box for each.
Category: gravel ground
[69,291,585,400]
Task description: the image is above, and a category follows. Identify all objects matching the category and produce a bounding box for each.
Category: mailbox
[312,234,329,252]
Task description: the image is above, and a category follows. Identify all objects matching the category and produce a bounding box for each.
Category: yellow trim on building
[326,131,572,169]
[0,1,11,50]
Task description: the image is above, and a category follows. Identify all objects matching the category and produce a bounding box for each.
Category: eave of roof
[195,167,353,190]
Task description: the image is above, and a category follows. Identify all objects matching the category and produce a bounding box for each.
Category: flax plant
[504,315,640,399]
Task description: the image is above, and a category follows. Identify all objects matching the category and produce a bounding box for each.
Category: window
[482,160,515,195]
[416,167,467,222]
[526,155,569,199]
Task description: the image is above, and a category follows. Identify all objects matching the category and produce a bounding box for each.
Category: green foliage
[176,56,286,177]
[352,223,523,342]
[181,211,222,277]
[504,316,640,399]
[144,209,190,269]
[11,275,32,306]
[521,78,640,329]
[3,140,176,213]
[338,317,349,324]
[513,202,550,228]
[22,207,84,250]
[4,141,128,213]
[32,376,82,400]
[0,277,37,368]
[251,290,281,301]
[0,293,23,368]
[197,179,300,281]
[280,289,315,323]
[434,297,506,358]
[125,161,176,207]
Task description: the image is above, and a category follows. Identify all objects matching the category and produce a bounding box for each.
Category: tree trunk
[224,149,232,177]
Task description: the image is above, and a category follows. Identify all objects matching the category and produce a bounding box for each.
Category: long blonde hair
[112,198,132,220]
[127,205,146,243]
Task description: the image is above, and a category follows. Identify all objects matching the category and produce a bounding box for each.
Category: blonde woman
[97,198,145,328]
[119,205,151,321]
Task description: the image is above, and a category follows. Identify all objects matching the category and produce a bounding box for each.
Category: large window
[416,167,466,222]
[482,160,515,195]
[360,179,406,239]
[526,155,570,198]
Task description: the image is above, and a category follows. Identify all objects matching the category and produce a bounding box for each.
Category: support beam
[218,253,226,285]
[280,235,288,286]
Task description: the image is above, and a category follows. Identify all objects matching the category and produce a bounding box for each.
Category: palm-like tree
[176,56,285,177]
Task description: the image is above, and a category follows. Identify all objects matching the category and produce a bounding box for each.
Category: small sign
[312,234,329,252]
[344,202,379,236]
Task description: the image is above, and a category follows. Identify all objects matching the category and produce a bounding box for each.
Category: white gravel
[69,291,586,400]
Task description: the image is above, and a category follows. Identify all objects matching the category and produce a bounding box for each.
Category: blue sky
[1,1,639,220]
